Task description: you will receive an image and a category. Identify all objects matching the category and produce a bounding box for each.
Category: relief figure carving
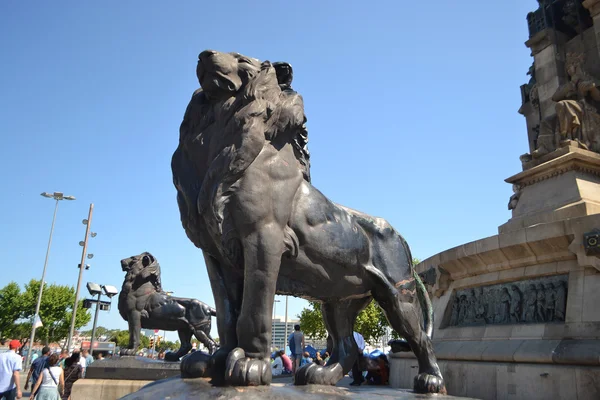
[535,283,547,322]
[555,281,567,320]
[524,284,538,323]
[446,275,567,327]
[510,285,522,323]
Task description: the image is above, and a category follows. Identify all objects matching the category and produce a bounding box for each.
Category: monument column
[525,28,568,122]
[583,0,600,59]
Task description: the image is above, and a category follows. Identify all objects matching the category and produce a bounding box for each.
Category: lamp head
[86,282,102,296]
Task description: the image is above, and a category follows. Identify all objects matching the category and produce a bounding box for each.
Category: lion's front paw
[180,351,212,378]
[119,348,138,357]
[294,362,343,386]
[414,372,446,394]
[224,347,271,386]
[164,352,180,362]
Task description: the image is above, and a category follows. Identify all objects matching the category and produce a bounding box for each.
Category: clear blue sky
[0,1,537,340]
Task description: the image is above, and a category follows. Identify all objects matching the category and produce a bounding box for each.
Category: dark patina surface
[171,50,444,394]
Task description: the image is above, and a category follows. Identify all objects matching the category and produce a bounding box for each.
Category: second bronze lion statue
[118,252,218,360]
[171,50,445,394]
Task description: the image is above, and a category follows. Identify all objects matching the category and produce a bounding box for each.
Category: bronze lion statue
[118,252,218,360]
[171,50,445,394]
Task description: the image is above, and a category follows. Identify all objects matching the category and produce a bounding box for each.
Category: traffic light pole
[89,292,102,357]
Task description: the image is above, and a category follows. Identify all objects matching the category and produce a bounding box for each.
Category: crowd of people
[0,339,105,400]
[270,325,389,386]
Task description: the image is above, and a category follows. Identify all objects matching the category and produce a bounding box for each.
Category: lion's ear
[142,255,152,267]
[273,62,293,87]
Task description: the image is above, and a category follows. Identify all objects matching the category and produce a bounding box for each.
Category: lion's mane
[173,53,308,257]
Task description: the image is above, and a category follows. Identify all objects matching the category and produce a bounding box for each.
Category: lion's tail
[414,269,434,339]
[400,236,434,340]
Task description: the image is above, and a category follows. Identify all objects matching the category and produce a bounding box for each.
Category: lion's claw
[180,351,212,378]
[119,348,137,357]
[414,372,446,394]
[225,347,271,386]
[294,362,344,386]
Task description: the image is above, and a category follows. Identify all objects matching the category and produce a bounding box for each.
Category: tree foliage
[20,280,92,345]
[297,259,420,345]
[0,280,91,345]
[0,282,23,338]
[108,330,150,350]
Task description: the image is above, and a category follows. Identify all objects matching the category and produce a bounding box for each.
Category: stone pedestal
[120,376,477,400]
[501,145,600,233]
[70,357,181,400]
[389,213,600,399]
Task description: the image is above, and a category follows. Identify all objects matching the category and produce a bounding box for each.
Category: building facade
[271,317,298,350]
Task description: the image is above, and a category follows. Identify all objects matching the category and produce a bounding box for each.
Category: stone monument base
[71,379,152,400]
[70,356,181,400]
[85,356,181,380]
[120,376,477,400]
[390,354,600,400]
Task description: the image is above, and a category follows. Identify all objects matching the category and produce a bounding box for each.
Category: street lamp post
[86,283,118,356]
[24,192,75,370]
[66,203,95,351]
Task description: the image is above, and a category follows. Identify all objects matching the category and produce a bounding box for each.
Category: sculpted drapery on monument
[528,52,600,158]
[171,50,446,394]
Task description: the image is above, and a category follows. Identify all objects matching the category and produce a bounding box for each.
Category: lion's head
[196,50,262,100]
[120,252,162,291]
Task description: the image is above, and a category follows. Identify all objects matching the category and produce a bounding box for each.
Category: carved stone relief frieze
[444,275,568,328]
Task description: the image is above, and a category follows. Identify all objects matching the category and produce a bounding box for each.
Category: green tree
[109,330,131,347]
[109,330,150,350]
[156,340,180,352]
[20,280,91,345]
[0,282,23,338]
[298,258,420,344]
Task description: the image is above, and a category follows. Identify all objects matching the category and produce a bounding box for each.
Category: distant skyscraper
[271,317,299,350]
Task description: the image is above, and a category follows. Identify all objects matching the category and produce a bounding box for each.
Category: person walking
[60,353,82,400]
[288,325,305,374]
[0,340,23,400]
[81,350,93,369]
[25,347,50,395]
[29,354,63,400]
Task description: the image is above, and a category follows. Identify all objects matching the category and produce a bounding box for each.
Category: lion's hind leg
[372,276,446,394]
[294,298,370,386]
[165,327,193,362]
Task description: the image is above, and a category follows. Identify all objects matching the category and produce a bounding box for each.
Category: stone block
[582,273,600,322]
[525,221,566,243]
[433,340,467,359]
[512,339,561,363]
[552,339,600,365]
[71,379,152,400]
[566,269,585,323]
[497,268,525,283]
[575,368,600,400]
[85,356,181,380]
[452,340,489,361]
[510,324,546,339]
[523,261,558,277]
[482,340,523,362]
[483,325,514,340]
